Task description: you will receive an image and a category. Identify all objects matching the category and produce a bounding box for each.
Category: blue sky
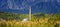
[0,0,60,14]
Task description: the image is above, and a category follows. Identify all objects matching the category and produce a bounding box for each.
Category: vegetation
[0,12,60,27]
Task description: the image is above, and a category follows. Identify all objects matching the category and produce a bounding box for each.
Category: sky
[0,0,60,14]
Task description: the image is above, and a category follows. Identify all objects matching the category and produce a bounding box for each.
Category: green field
[0,12,60,27]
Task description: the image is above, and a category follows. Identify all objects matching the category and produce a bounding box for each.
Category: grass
[0,18,60,27]
[0,13,60,27]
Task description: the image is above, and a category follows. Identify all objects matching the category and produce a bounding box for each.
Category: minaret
[29,6,31,20]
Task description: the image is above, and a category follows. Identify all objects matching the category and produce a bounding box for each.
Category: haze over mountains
[0,0,60,14]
